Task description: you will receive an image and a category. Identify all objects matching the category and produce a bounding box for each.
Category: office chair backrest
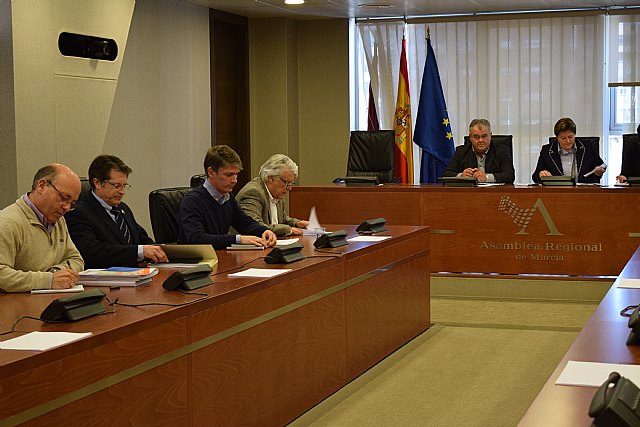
[622,133,640,176]
[78,177,93,200]
[190,174,206,187]
[549,136,600,154]
[346,130,395,183]
[148,187,192,243]
[463,135,514,159]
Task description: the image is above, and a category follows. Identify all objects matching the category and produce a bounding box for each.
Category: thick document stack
[79,267,159,287]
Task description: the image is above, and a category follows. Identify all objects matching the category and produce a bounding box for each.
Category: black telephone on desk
[589,371,640,426]
[40,289,106,322]
[162,264,212,291]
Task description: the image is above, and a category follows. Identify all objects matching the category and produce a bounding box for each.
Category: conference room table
[518,244,640,426]
[290,184,640,277]
[0,224,429,426]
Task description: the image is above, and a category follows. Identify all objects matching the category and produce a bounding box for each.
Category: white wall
[11,0,135,192]
[104,0,211,233]
[2,0,211,236]
[249,18,350,184]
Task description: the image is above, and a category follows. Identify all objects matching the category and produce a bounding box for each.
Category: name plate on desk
[343,176,379,187]
[440,176,477,187]
[540,175,575,186]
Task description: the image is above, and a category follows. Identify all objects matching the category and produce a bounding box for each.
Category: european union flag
[413,36,454,183]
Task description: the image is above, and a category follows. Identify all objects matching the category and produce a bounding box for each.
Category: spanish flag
[394,36,414,184]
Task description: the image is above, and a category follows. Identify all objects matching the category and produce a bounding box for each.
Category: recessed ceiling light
[359,3,394,8]
[285,0,304,4]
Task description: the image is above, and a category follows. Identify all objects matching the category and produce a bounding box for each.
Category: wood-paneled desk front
[0,225,429,426]
[290,184,640,277]
[518,245,640,426]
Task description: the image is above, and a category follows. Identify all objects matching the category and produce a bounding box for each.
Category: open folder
[151,244,218,268]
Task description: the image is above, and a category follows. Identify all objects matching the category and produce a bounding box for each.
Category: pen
[583,163,607,177]
[67,260,72,269]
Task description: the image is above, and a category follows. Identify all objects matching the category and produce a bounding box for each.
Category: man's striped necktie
[111,205,131,244]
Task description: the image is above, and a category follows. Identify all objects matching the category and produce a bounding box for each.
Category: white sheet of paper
[31,285,84,294]
[228,268,292,278]
[556,360,640,387]
[347,236,391,242]
[303,206,322,235]
[617,278,640,289]
[0,331,92,351]
[276,238,299,246]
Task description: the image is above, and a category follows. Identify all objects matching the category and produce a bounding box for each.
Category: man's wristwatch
[47,267,61,273]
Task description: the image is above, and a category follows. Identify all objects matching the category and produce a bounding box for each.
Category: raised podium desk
[0,225,429,426]
[518,245,640,426]
[290,184,640,277]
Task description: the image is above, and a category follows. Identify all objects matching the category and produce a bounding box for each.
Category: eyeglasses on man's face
[47,180,76,210]
[102,180,132,191]
[278,177,295,189]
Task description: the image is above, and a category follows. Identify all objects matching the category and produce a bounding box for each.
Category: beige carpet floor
[288,277,608,427]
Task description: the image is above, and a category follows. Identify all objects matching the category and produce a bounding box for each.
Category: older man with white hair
[235,154,309,236]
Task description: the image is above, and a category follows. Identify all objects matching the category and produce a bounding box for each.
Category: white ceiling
[184,0,640,20]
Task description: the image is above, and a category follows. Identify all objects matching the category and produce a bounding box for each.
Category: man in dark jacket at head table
[443,118,515,184]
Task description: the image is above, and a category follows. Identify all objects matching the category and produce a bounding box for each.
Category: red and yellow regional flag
[394,36,414,184]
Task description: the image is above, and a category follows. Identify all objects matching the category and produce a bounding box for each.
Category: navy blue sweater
[178,185,267,249]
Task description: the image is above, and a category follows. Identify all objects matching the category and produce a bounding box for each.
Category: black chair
[190,174,206,187]
[78,177,93,200]
[621,133,640,178]
[463,135,513,159]
[549,136,600,153]
[148,187,192,244]
[346,130,395,183]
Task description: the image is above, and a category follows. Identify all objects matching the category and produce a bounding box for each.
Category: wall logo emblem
[498,196,562,236]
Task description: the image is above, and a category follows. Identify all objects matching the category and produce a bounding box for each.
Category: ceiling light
[359,3,394,8]
[285,0,304,4]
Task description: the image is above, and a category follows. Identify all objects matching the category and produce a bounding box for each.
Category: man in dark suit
[444,118,515,183]
[66,155,168,268]
[532,117,605,184]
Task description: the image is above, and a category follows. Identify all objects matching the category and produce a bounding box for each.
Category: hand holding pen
[584,163,607,177]
[50,260,80,289]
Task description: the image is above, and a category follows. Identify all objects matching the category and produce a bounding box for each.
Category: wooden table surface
[0,224,430,426]
[518,245,640,426]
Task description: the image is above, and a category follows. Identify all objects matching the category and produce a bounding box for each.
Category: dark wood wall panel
[210,9,250,190]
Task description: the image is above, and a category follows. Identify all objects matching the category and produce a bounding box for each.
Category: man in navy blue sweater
[179,145,277,249]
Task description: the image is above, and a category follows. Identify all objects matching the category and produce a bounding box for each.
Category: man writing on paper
[235,154,309,236]
[66,155,168,268]
[0,164,84,292]
[179,145,277,249]
[444,118,515,184]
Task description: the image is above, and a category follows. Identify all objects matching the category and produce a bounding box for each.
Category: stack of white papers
[228,268,291,278]
[276,238,299,246]
[617,279,640,289]
[0,331,92,351]
[31,285,84,294]
[79,267,158,287]
[347,236,391,243]
[556,361,640,387]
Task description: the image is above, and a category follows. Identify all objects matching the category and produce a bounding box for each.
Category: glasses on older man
[47,180,76,210]
[102,180,132,191]
[278,177,295,189]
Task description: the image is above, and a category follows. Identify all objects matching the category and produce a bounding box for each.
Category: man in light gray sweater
[0,164,84,292]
